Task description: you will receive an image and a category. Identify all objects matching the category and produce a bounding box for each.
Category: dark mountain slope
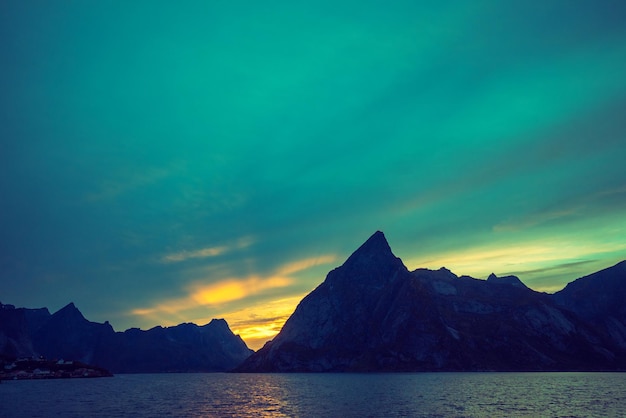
[553,260,626,349]
[98,320,252,373]
[1,302,252,372]
[34,302,115,365]
[0,303,49,359]
[237,232,626,372]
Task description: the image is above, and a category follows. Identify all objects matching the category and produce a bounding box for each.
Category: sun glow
[190,276,293,306]
[221,295,306,350]
[129,254,338,349]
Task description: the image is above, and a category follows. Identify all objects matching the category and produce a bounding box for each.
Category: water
[1,372,624,417]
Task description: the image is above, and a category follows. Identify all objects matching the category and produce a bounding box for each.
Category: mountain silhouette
[3,232,625,373]
[0,302,252,373]
[237,231,626,372]
[553,260,626,350]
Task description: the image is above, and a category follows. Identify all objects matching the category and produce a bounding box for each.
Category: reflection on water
[1,372,624,417]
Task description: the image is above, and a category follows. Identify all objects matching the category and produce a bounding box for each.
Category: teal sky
[1,1,626,348]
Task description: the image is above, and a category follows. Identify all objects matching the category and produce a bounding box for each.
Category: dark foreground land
[1,357,112,380]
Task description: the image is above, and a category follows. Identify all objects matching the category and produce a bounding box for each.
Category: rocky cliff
[237,231,626,372]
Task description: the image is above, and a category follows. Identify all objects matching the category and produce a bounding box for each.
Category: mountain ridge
[237,231,626,372]
[3,231,625,373]
[0,302,253,373]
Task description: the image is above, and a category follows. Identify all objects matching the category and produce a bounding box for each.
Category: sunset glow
[1,1,624,351]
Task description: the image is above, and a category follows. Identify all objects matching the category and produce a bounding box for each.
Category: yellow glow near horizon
[130,275,294,322]
[406,237,626,291]
[221,295,306,350]
[127,237,626,350]
[192,281,248,305]
[191,276,293,306]
[140,295,305,351]
[129,254,338,349]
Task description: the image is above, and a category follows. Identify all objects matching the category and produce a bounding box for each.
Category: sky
[1,1,626,350]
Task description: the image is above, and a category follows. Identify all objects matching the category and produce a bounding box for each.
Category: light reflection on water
[1,372,624,417]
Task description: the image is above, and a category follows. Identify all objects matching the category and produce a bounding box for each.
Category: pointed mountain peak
[207,318,230,332]
[328,231,407,286]
[366,230,388,244]
[59,302,78,312]
[344,231,394,263]
[487,273,498,281]
[55,302,86,321]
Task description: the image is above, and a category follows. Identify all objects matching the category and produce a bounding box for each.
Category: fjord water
[1,373,624,417]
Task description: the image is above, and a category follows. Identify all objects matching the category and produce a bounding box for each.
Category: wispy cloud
[160,236,254,263]
[161,246,228,263]
[128,275,291,320]
[494,185,626,233]
[189,276,293,306]
[501,260,597,277]
[85,166,174,202]
[406,238,626,288]
[130,253,338,344]
[275,255,338,276]
[493,209,578,232]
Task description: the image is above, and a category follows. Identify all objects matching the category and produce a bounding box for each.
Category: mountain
[0,302,252,373]
[33,303,115,366]
[98,319,252,373]
[0,303,49,359]
[552,260,626,349]
[237,231,626,372]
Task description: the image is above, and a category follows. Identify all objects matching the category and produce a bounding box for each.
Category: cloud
[494,185,626,233]
[275,255,338,276]
[493,209,578,232]
[85,165,174,202]
[129,253,338,345]
[162,246,228,263]
[129,275,293,321]
[501,260,597,277]
[189,276,293,306]
[161,236,254,263]
[406,237,626,289]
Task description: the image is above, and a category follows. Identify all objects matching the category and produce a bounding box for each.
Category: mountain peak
[207,318,230,331]
[54,302,86,321]
[325,231,407,288]
[236,246,626,372]
[344,231,395,264]
[487,273,528,289]
[58,302,78,313]
[364,230,388,247]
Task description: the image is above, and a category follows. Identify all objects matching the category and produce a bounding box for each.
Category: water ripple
[0,372,624,417]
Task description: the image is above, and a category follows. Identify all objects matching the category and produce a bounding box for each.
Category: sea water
[1,372,624,417]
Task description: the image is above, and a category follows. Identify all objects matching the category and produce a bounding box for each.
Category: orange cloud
[190,276,292,306]
[130,253,338,347]
[129,276,292,324]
